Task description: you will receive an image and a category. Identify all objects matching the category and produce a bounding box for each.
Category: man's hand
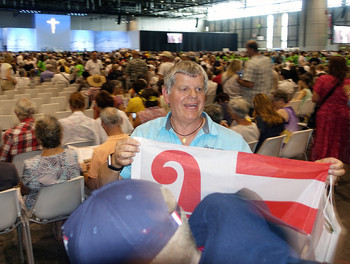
[315,157,345,184]
[114,138,141,168]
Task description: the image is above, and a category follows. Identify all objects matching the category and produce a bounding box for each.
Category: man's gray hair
[204,103,223,124]
[100,107,122,128]
[15,98,36,120]
[228,98,250,119]
[164,61,208,94]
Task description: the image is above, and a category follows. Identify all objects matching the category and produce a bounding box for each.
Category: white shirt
[52,72,71,86]
[96,109,134,136]
[59,111,105,146]
[230,123,260,143]
[205,80,218,105]
[85,59,104,75]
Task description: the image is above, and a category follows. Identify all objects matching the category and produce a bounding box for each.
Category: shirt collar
[165,112,210,134]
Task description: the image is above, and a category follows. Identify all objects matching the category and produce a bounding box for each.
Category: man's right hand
[114,138,141,168]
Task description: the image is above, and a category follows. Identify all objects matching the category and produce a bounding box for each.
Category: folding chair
[64,140,95,148]
[0,188,33,264]
[14,94,31,100]
[256,134,286,157]
[0,99,17,115]
[280,129,313,160]
[44,88,59,97]
[298,99,316,117]
[39,103,60,115]
[31,97,45,112]
[4,90,17,99]
[247,140,258,153]
[288,100,301,115]
[58,91,72,101]
[24,89,39,99]
[13,150,42,177]
[36,92,52,104]
[22,176,84,263]
[0,114,16,130]
[50,96,68,111]
[84,109,94,118]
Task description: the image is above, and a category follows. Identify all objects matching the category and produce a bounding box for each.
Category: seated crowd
[0,45,348,262]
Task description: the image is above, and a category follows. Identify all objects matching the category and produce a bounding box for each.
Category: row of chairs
[248,129,314,160]
[288,99,316,117]
[0,176,85,263]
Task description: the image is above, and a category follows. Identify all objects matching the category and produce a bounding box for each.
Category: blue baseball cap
[62,179,181,264]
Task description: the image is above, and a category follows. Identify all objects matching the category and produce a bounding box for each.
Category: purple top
[283,106,299,132]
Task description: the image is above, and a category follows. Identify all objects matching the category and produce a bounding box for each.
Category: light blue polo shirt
[120,112,251,179]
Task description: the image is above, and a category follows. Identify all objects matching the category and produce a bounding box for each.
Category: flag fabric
[131,137,330,235]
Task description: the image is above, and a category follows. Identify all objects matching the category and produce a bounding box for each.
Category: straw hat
[87,74,107,87]
[159,51,174,59]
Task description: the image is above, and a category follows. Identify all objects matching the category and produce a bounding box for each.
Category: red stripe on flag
[237,152,329,181]
[264,201,318,234]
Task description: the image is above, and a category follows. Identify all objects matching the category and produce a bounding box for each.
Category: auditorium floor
[1,164,350,264]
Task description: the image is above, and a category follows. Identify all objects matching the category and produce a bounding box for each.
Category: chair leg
[16,224,24,263]
[21,216,34,264]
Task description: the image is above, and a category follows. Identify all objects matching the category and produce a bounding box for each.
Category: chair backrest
[0,99,17,115]
[50,96,67,111]
[298,99,316,116]
[14,94,31,100]
[4,90,17,99]
[248,140,258,153]
[37,92,52,104]
[45,88,59,97]
[24,89,40,98]
[280,129,313,159]
[58,91,73,100]
[13,150,42,176]
[0,188,20,232]
[31,97,45,112]
[39,103,60,115]
[84,109,94,118]
[0,114,16,130]
[65,140,95,148]
[288,100,301,115]
[31,176,84,221]
[256,134,286,157]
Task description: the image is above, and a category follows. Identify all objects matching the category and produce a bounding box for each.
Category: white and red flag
[131,137,330,235]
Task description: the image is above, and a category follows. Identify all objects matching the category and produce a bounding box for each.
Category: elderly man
[105,61,344,185]
[81,107,128,191]
[237,40,273,115]
[84,51,104,76]
[0,98,40,162]
[125,50,148,87]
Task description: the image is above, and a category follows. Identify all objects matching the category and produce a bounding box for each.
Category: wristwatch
[107,153,124,171]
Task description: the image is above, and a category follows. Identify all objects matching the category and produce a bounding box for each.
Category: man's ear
[162,86,170,104]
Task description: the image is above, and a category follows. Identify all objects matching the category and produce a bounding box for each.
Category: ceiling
[0,0,232,18]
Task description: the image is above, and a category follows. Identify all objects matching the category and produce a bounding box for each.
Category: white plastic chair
[39,103,60,115]
[58,91,73,100]
[31,97,45,112]
[44,88,59,97]
[0,99,17,115]
[37,92,52,104]
[64,140,95,148]
[288,100,301,115]
[4,90,17,99]
[0,188,33,264]
[13,150,42,177]
[22,176,84,263]
[248,140,258,153]
[280,129,313,160]
[24,89,40,99]
[50,96,68,111]
[0,114,16,130]
[84,109,94,118]
[256,134,286,157]
[298,99,316,117]
[14,94,31,100]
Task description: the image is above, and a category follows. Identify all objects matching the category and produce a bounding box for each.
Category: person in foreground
[105,61,344,181]
[62,179,316,264]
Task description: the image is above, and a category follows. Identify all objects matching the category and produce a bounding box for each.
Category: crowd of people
[0,41,348,262]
